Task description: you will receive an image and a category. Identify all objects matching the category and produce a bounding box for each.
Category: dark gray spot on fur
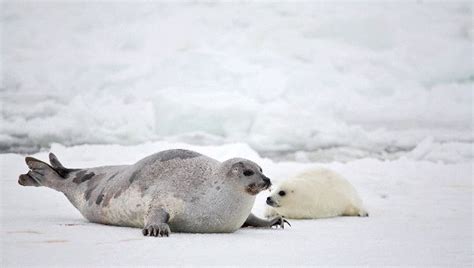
[96,189,105,205]
[128,169,141,183]
[72,171,85,183]
[82,173,95,182]
[215,186,221,190]
[84,184,97,201]
[159,149,200,162]
[191,197,199,203]
[107,172,119,182]
[72,171,95,184]
[113,189,124,199]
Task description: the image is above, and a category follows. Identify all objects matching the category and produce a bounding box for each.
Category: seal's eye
[243,170,254,176]
[278,191,286,196]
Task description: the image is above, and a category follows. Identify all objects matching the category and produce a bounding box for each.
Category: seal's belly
[170,214,247,233]
[67,185,152,228]
[169,200,254,233]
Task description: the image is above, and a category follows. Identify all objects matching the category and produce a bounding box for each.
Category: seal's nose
[266,197,274,205]
[262,176,271,187]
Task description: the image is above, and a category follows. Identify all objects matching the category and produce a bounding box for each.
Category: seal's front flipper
[241,213,291,229]
[143,208,171,237]
[267,216,291,229]
[142,223,170,237]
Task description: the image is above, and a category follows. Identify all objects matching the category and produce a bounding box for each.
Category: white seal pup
[19,149,289,237]
[264,168,368,219]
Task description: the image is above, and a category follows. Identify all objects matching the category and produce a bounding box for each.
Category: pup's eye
[278,191,286,196]
[243,170,254,176]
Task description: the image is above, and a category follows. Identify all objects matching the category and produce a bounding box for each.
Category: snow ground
[2,2,473,162]
[1,142,472,266]
[1,1,472,266]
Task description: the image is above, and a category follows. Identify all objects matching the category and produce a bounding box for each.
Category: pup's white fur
[264,168,368,219]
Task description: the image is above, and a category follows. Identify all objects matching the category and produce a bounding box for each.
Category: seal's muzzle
[245,175,272,195]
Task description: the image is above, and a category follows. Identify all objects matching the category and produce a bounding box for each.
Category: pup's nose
[266,197,273,205]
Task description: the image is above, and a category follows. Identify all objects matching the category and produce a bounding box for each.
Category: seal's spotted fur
[19,149,289,237]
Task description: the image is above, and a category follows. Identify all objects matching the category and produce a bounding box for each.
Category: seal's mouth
[245,179,272,195]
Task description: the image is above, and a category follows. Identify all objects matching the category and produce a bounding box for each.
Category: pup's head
[265,181,298,208]
[222,158,271,195]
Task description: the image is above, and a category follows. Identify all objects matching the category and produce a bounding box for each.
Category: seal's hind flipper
[19,156,69,188]
[18,173,41,187]
[49,153,65,169]
[48,153,77,177]
[25,157,53,174]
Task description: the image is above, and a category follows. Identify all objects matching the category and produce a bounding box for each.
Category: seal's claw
[269,216,291,229]
[142,223,170,237]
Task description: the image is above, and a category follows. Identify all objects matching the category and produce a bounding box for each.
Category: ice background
[1,1,473,267]
[2,1,472,162]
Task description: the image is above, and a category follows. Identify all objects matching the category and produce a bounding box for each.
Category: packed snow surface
[1,142,472,266]
[2,2,473,161]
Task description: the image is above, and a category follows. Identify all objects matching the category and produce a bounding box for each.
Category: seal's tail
[18,153,74,187]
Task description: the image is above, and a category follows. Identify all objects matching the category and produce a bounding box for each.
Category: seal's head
[222,158,271,195]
